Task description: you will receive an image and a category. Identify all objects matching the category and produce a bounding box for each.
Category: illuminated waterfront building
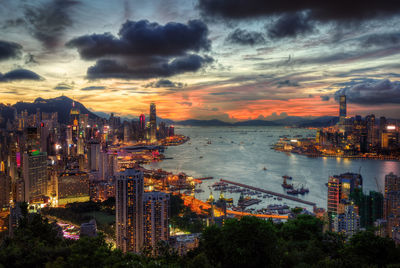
[58,171,90,205]
[23,151,47,202]
[143,191,170,251]
[116,168,144,253]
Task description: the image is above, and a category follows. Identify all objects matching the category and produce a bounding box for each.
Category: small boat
[287,189,299,195]
[199,156,203,159]
[263,167,267,171]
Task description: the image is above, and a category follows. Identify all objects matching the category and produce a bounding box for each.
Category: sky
[0,0,400,121]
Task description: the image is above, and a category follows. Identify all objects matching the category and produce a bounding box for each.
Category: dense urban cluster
[0,98,187,252]
[276,95,400,159]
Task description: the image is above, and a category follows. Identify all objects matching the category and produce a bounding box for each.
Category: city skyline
[1,1,400,121]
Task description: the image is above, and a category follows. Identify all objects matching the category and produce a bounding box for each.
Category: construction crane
[374,177,382,193]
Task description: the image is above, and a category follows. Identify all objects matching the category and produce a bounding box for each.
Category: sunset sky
[0,0,400,121]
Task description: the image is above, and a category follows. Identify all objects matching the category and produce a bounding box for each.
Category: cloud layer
[335,79,400,104]
[0,40,22,61]
[67,19,212,79]
[0,69,42,82]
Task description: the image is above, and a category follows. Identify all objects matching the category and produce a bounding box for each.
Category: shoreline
[274,148,400,162]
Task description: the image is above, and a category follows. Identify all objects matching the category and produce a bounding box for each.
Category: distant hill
[175,116,339,127]
[10,96,100,124]
[177,119,233,126]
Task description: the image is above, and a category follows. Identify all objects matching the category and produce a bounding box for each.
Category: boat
[263,167,267,171]
[282,175,292,180]
[199,156,203,159]
[299,186,309,195]
[277,197,282,201]
[207,140,212,144]
[281,176,293,189]
[287,189,299,195]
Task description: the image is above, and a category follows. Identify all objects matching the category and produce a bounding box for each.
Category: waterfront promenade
[220,179,317,208]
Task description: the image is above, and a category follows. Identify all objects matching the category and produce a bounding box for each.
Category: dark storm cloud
[226,28,266,46]
[54,82,73,90]
[267,12,314,39]
[86,55,213,79]
[145,79,185,88]
[0,69,42,82]
[198,0,400,23]
[24,0,81,49]
[276,80,299,87]
[81,86,106,91]
[68,19,213,79]
[0,40,23,61]
[361,32,400,48]
[334,78,400,104]
[320,95,330,101]
[67,20,210,59]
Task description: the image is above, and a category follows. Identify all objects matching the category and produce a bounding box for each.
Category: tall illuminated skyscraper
[149,103,157,142]
[139,113,145,139]
[116,169,144,253]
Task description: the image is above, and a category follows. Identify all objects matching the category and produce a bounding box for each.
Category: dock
[220,179,316,208]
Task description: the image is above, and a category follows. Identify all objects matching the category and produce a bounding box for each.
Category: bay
[146,126,400,209]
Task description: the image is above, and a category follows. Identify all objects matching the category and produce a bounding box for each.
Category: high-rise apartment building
[143,191,170,251]
[23,151,47,202]
[334,204,360,237]
[116,169,144,253]
[88,140,100,172]
[327,173,362,230]
[384,172,400,238]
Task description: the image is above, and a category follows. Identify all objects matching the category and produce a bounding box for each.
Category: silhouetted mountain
[234,120,279,126]
[177,119,233,126]
[175,116,339,127]
[12,96,99,124]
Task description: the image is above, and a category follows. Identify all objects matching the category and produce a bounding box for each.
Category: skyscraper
[88,140,100,172]
[116,169,144,253]
[339,95,346,119]
[143,191,170,251]
[149,103,157,143]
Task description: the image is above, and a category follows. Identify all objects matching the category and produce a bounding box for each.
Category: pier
[220,179,316,208]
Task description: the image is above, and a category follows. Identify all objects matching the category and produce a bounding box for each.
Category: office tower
[88,140,100,172]
[124,122,130,144]
[366,114,375,146]
[143,191,170,251]
[384,172,400,238]
[139,114,145,139]
[339,94,346,122]
[116,169,144,253]
[353,191,383,228]
[334,204,360,237]
[149,103,157,143]
[23,151,47,202]
[58,171,90,205]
